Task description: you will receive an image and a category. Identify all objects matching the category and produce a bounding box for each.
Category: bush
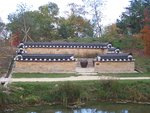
[2,80,150,108]
[98,80,121,99]
[50,82,82,106]
[65,35,144,50]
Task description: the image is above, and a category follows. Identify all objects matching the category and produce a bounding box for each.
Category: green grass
[12,73,78,78]
[12,72,150,78]
[98,73,150,77]
[134,55,150,72]
[1,80,149,107]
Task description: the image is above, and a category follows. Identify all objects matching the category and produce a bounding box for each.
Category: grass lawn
[98,73,150,77]
[4,80,150,106]
[134,55,150,72]
[12,73,79,78]
[12,72,150,78]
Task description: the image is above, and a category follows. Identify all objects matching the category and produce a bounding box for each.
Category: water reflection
[55,108,128,113]
[10,103,150,113]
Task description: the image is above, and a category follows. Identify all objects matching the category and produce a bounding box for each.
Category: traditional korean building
[94,53,135,73]
[17,42,112,57]
[13,42,135,73]
[14,54,76,73]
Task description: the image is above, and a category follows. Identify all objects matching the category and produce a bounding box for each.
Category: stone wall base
[94,61,135,73]
[14,61,76,73]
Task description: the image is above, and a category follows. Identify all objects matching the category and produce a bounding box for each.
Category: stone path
[11,76,150,82]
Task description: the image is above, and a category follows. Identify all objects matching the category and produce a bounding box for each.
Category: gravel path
[11,76,150,82]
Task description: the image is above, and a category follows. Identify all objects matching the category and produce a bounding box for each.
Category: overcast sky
[0,0,130,26]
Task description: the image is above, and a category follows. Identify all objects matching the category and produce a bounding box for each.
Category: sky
[0,0,130,26]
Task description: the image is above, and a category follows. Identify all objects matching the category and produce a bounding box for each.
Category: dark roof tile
[14,54,75,62]
[96,53,133,62]
[18,42,111,49]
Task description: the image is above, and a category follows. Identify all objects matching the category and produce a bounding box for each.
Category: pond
[2,102,150,113]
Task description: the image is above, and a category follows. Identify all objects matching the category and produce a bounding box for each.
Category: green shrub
[98,80,120,99]
[65,36,144,50]
[50,82,82,106]
[2,80,150,107]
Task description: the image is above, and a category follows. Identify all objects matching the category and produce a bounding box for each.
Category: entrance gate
[75,58,97,75]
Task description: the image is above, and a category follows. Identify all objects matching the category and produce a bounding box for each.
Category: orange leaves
[10,33,20,47]
[141,7,150,56]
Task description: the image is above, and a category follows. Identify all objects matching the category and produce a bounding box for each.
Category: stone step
[78,72,98,75]
[75,67,95,73]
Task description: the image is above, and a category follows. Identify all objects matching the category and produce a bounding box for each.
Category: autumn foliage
[141,7,150,56]
[10,32,20,47]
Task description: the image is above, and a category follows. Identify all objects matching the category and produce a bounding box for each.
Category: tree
[38,2,59,40]
[82,0,104,37]
[0,21,10,41]
[7,3,31,41]
[116,0,150,35]
[67,3,87,17]
[58,17,73,38]
[58,3,93,38]
[58,14,93,38]
[141,7,150,56]
[7,2,59,42]
[104,24,119,38]
[0,22,6,38]
[0,22,5,32]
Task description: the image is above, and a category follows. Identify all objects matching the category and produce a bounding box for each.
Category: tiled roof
[96,53,134,62]
[16,48,26,54]
[108,47,120,53]
[108,47,116,51]
[18,42,112,49]
[14,54,76,62]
